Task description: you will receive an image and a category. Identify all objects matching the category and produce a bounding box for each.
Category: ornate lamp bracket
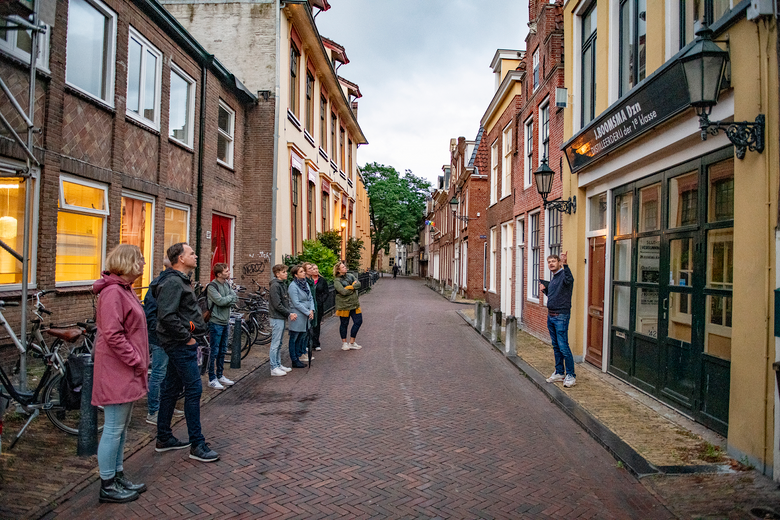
[699,114,764,160]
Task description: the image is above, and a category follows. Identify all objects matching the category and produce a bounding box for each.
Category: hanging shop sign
[563,62,690,173]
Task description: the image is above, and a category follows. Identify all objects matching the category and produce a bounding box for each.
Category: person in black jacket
[306,263,329,352]
[152,242,218,463]
[540,251,576,388]
[269,264,296,376]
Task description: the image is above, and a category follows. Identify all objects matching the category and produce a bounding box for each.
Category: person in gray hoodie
[206,262,238,389]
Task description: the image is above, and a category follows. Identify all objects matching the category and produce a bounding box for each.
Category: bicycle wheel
[255,312,272,345]
[43,373,104,435]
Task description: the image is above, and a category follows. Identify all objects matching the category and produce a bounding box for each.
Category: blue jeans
[289,330,308,362]
[97,402,133,480]
[270,318,285,369]
[208,322,229,381]
[339,310,363,340]
[158,343,205,447]
[547,313,575,377]
[147,343,168,415]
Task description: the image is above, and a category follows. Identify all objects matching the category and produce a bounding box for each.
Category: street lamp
[340,215,348,230]
[449,195,470,222]
[533,157,576,214]
[679,25,764,159]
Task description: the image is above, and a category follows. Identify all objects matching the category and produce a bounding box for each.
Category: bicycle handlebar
[0,301,19,307]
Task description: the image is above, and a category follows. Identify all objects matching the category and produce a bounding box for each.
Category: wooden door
[210,214,233,280]
[586,236,606,367]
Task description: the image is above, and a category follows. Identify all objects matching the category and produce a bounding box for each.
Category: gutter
[271,0,282,263]
[195,55,212,281]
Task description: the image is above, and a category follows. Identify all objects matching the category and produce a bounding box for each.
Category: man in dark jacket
[540,251,576,388]
[153,242,218,462]
[269,264,297,374]
[306,263,329,351]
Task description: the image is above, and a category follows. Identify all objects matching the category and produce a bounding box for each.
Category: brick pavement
[48,278,672,519]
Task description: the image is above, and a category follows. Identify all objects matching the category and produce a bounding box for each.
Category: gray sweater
[207,280,238,325]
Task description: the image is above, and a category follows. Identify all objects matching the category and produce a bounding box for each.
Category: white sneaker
[341,342,350,351]
[173,409,185,417]
[563,375,577,388]
[218,376,235,386]
[281,366,292,372]
[208,379,225,390]
[546,372,565,383]
[348,342,362,350]
[271,367,287,377]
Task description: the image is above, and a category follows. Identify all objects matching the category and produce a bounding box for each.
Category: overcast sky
[315,1,529,185]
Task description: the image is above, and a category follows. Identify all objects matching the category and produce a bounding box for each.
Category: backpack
[197,282,216,322]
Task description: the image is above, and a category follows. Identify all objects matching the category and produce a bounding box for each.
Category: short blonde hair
[332,261,346,278]
[105,244,144,277]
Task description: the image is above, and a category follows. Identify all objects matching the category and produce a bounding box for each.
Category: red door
[586,236,606,367]
[210,214,233,280]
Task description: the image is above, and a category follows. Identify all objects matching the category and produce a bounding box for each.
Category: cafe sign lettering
[563,62,691,173]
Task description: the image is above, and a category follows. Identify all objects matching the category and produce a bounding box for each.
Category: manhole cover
[751,507,780,519]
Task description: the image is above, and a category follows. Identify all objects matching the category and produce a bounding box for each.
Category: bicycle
[0,299,103,448]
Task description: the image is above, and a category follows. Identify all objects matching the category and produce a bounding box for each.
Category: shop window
[613,239,632,281]
[612,285,630,329]
[217,101,235,167]
[164,204,189,251]
[65,0,116,104]
[670,237,694,287]
[581,4,597,125]
[289,42,299,117]
[705,294,732,359]
[0,177,34,286]
[708,158,734,222]
[169,65,195,147]
[639,183,661,232]
[707,229,733,290]
[637,236,659,283]
[619,0,647,97]
[530,213,540,299]
[56,176,109,285]
[669,171,698,228]
[615,191,634,236]
[120,193,153,297]
[126,27,161,128]
[636,287,659,337]
[0,17,50,69]
[589,192,607,231]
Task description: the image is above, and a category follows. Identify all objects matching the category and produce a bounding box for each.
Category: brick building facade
[0,0,272,361]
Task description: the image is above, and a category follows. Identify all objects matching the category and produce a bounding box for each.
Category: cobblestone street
[48,277,672,519]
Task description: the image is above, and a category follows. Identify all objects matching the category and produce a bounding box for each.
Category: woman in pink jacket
[92,244,150,504]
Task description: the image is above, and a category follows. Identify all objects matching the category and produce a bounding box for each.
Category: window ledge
[169,137,195,153]
[126,111,160,134]
[287,109,302,131]
[527,296,540,304]
[0,285,38,298]
[330,160,338,172]
[217,159,235,172]
[64,83,115,112]
[500,193,511,201]
[303,129,315,147]
[319,147,329,161]
[54,284,95,293]
[339,171,347,180]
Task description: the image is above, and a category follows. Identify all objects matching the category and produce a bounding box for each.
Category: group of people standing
[268,261,364,376]
[87,243,368,505]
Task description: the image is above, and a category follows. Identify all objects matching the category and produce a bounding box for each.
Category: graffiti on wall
[240,251,272,284]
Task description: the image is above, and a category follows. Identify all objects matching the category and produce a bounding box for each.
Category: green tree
[345,237,364,271]
[283,240,339,281]
[362,162,430,269]
[317,230,342,259]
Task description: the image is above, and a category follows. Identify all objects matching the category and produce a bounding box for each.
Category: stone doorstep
[456,309,733,478]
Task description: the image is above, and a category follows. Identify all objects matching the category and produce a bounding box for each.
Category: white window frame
[65,0,117,106]
[489,226,497,292]
[169,63,196,148]
[490,139,498,205]
[217,100,235,168]
[0,159,40,289]
[0,17,50,71]
[164,200,190,246]
[524,117,534,189]
[527,210,541,303]
[501,123,512,199]
[539,100,550,162]
[126,26,162,129]
[533,49,540,90]
[120,189,155,286]
[56,174,110,287]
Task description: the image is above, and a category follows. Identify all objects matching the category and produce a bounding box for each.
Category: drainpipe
[270,0,281,263]
[196,56,212,281]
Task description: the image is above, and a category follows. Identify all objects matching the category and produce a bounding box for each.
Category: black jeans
[157,343,205,447]
[339,309,363,339]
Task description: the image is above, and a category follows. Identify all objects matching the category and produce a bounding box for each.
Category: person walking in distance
[92,244,149,503]
[306,263,328,352]
[144,257,185,425]
[153,242,219,462]
[392,263,399,279]
[287,264,315,368]
[206,263,238,390]
[333,261,363,351]
[541,251,576,388]
[269,264,295,376]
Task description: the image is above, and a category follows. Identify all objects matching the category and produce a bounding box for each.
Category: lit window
[120,193,154,298]
[164,203,189,251]
[217,101,235,167]
[0,17,50,69]
[65,0,117,104]
[0,175,35,286]
[56,176,109,285]
[126,27,161,128]
[169,65,195,146]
